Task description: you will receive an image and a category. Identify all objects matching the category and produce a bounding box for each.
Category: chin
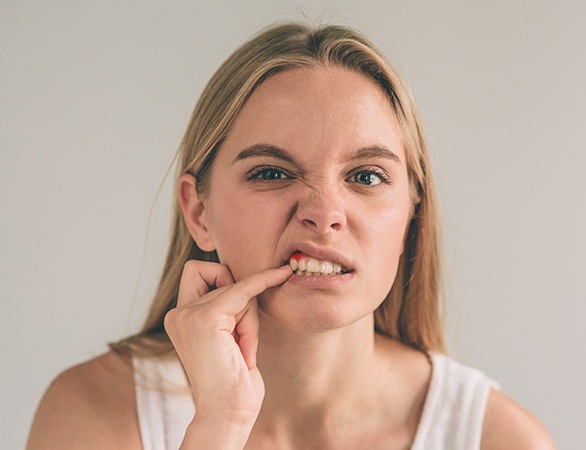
[257,290,369,333]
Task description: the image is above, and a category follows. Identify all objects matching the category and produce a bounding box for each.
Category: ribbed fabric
[133,352,497,450]
[132,355,194,450]
[411,353,499,449]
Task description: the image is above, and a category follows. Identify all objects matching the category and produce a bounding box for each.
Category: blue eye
[262,168,286,180]
[351,171,383,186]
[248,166,291,181]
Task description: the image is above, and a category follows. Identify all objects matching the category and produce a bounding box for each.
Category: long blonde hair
[111,22,445,356]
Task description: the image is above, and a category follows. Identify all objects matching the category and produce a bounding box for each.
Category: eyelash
[246,165,392,187]
[246,165,294,182]
[348,167,391,186]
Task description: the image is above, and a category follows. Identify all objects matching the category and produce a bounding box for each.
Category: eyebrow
[232,143,401,165]
[232,144,296,165]
[351,145,401,164]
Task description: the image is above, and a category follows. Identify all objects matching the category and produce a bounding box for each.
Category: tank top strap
[132,353,195,450]
[411,353,499,449]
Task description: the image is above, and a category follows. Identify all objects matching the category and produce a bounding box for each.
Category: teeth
[288,255,346,276]
[320,261,333,274]
[307,259,320,272]
[298,258,307,272]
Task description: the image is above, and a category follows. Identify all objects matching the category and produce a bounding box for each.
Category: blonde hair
[111,22,445,356]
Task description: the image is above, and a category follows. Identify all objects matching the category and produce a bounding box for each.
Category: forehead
[220,66,404,163]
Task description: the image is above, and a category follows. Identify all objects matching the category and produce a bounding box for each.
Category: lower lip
[284,271,354,288]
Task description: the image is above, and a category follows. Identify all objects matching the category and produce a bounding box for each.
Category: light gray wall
[2,1,584,448]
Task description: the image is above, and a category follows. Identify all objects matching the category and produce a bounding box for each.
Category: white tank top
[132,352,498,449]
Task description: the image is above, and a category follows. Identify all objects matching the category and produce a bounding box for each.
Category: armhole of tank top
[466,373,500,449]
[410,353,500,450]
[468,373,501,449]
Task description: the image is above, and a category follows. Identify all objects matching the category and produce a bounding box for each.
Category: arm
[27,352,141,449]
[481,388,556,450]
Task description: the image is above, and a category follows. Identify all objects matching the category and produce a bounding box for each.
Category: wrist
[180,416,254,449]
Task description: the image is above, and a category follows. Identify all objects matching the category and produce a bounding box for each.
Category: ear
[177,173,216,252]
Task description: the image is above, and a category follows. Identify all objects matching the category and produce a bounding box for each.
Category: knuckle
[238,278,254,297]
[182,259,200,273]
[165,306,207,336]
[237,277,249,289]
[218,264,233,277]
[163,309,176,331]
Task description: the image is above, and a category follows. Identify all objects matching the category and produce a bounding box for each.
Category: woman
[28,23,554,449]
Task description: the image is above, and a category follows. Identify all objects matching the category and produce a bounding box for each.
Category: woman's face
[200,67,413,332]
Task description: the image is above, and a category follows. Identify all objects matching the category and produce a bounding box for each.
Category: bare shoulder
[481,388,556,450]
[27,350,141,449]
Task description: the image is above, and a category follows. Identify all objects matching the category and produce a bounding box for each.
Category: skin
[27,67,555,449]
[177,66,424,448]
[199,67,413,333]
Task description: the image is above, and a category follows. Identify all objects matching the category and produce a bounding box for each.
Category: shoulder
[27,350,141,449]
[481,388,556,450]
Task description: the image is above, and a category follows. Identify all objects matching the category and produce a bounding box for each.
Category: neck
[254,313,385,434]
[245,311,432,448]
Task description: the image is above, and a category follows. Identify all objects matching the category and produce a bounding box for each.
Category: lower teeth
[295,269,341,276]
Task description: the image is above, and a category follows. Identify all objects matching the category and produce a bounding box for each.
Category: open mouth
[286,251,352,276]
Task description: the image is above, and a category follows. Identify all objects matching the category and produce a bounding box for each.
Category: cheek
[365,197,410,248]
[208,189,286,277]
[362,202,412,290]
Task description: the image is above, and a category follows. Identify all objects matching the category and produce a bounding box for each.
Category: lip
[280,242,356,272]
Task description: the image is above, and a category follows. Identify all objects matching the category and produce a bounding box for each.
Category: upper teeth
[289,256,343,275]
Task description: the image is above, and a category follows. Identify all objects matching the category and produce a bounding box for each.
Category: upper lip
[281,242,355,271]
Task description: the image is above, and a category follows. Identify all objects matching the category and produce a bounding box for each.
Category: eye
[352,172,381,186]
[247,166,292,182]
[348,169,390,186]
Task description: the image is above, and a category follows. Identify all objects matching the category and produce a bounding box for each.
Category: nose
[294,186,347,235]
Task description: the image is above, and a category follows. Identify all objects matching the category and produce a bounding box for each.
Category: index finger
[217,265,293,317]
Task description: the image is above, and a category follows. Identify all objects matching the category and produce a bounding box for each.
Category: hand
[164,260,292,428]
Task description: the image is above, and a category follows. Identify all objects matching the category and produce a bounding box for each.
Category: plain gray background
[2,1,585,448]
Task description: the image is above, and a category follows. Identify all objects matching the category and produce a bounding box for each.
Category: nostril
[330,222,343,231]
